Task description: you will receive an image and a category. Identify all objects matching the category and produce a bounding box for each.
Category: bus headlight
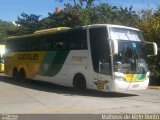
[114,76,126,81]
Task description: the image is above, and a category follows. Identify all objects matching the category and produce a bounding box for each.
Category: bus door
[89,27,112,91]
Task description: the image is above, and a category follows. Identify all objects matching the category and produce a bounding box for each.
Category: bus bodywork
[4,24,157,92]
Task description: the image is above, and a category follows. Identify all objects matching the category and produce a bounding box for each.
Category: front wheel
[73,74,86,90]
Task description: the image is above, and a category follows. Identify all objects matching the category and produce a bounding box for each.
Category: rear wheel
[73,73,86,90]
[19,69,26,81]
[12,68,19,81]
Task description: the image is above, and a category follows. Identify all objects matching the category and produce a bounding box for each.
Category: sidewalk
[148,86,160,90]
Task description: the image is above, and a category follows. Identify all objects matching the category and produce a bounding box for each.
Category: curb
[148,86,160,90]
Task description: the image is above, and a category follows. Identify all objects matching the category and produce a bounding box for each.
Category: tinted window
[6,28,87,52]
[39,32,68,51]
[89,27,111,75]
[68,28,87,50]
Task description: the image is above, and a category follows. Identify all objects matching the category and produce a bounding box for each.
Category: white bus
[5,24,157,92]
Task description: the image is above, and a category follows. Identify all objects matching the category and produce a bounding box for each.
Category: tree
[137,8,160,76]
[42,3,138,28]
[56,0,96,8]
[0,20,16,43]
[8,1,139,36]
[13,13,42,35]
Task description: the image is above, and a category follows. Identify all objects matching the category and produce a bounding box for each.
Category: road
[0,74,160,114]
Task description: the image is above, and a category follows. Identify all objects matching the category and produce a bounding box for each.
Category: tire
[73,73,86,90]
[12,68,19,81]
[19,69,26,81]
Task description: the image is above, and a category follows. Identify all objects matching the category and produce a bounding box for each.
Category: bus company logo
[94,80,109,90]
[72,56,87,61]
[17,53,39,60]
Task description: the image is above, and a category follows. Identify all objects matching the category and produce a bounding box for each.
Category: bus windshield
[113,41,148,74]
[109,27,148,74]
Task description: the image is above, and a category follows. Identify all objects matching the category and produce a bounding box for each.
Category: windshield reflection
[113,41,148,74]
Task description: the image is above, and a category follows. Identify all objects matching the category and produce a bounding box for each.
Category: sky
[0,0,160,22]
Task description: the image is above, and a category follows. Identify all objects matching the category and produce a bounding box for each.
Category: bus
[0,44,5,72]
[4,24,158,92]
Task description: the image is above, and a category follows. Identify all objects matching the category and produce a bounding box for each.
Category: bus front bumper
[111,77,149,91]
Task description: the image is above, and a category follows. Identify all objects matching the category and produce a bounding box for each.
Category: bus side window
[6,41,12,52]
[54,32,68,50]
[47,40,53,50]
[55,40,64,49]
[29,38,39,51]
[16,40,22,51]
[25,39,32,51]
[69,29,87,50]
[15,38,28,51]
[39,37,49,51]
[21,39,27,51]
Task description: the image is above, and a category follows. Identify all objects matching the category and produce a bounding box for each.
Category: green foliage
[56,0,96,8]
[0,2,138,41]
[0,1,138,37]
[11,13,42,35]
[137,8,160,76]
[42,3,138,29]
[41,4,84,28]
[0,20,16,43]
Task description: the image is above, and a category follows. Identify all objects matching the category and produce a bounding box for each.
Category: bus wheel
[12,68,19,81]
[73,73,86,90]
[19,69,26,81]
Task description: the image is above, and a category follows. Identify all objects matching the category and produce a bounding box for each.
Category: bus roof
[34,27,70,34]
[85,24,140,31]
[7,24,140,40]
[7,27,70,40]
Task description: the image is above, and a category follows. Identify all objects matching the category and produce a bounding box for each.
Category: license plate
[132,84,139,88]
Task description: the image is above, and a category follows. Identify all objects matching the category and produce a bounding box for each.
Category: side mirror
[145,42,158,57]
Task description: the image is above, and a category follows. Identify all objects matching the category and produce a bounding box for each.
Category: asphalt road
[0,74,160,114]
